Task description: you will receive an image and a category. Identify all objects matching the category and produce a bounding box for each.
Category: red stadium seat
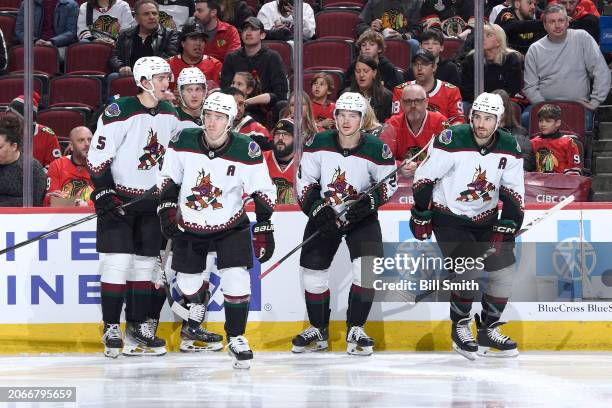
[263,40,293,75]
[8,45,61,76]
[440,38,463,60]
[49,75,102,109]
[529,101,586,143]
[0,0,21,12]
[303,39,353,71]
[0,13,15,46]
[65,42,113,75]
[384,40,411,72]
[302,69,344,100]
[0,75,44,105]
[109,75,139,98]
[321,0,365,9]
[37,108,88,141]
[314,10,359,39]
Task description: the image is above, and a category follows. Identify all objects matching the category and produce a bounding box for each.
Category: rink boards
[1,203,612,353]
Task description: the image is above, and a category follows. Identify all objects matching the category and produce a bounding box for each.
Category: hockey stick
[0,186,158,256]
[259,137,435,280]
[412,194,576,303]
[156,238,190,320]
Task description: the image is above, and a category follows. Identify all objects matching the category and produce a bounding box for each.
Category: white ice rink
[1,352,612,407]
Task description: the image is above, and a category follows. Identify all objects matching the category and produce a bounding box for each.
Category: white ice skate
[227,335,253,369]
[346,326,374,356]
[102,323,123,359]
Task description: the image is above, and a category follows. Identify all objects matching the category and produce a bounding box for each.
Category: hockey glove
[157,201,182,239]
[489,220,518,254]
[309,200,340,237]
[346,193,379,224]
[409,208,433,240]
[251,220,275,263]
[92,188,124,223]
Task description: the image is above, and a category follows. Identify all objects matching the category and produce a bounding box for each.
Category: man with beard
[226,86,272,150]
[557,0,599,41]
[263,119,297,204]
[194,0,240,62]
[495,0,545,55]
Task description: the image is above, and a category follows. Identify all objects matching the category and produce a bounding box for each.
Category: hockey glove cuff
[409,208,433,240]
[345,193,380,224]
[251,220,275,263]
[309,200,340,237]
[157,201,181,239]
[92,188,124,223]
[489,219,518,254]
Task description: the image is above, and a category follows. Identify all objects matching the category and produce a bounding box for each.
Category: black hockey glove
[309,200,340,237]
[489,219,518,254]
[409,208,433,240]
[157,201,181,239]
[92,188,124,223]
[345,193,380,224]
[251,220,275,263]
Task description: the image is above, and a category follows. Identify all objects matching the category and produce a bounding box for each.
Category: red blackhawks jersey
[531,133,582,175]
[392,80,465,125]
[167,54,222,91]
[232,115,271,143]
[383,110,448,162]
[33,123,62,169]
[264,150,297,204]
[311,101,335,122]
[44,155,94,206]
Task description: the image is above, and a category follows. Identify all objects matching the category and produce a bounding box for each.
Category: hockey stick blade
[158,238,190,320]
[0,185,158,256]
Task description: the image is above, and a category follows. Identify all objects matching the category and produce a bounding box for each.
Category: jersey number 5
[96,136,106,150]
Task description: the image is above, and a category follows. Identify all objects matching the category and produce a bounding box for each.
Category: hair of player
[223,86,246,98]
[537,104,562,121]
[234,71,261,97]
[542,3,569,22]
[356,29,386,55]
[195,0,221,14]
[0,125,21,148]
[350,54,385,103]
[134,0,159,15]
[420,28,445,45]
[310,72,335,93]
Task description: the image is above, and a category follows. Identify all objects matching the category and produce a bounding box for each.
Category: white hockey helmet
[334,92,368,130]
[470,92,505,132]
[133,57,173,100]
[203,91,238,131]
[177,67,207,108]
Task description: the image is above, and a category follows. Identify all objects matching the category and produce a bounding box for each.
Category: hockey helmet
[470,92,505,132]
[203,91,238,130]
[133,57,174,92]
[334,92,368,130]
[177,67,207,108]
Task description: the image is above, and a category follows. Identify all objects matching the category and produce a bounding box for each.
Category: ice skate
[452,316,478,361]
[291,326,329,353]
[346,326,374,356]
[123,321,167,356]
[227,335,253,369]
[475,314,519,358]
[102,323,123,358]
[180,321,223,352]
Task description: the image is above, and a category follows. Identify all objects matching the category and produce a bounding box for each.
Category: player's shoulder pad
[495,128,523,157]
[360,133,395,164]
[303,129,336,152]
[169,127,202,150]
[226,131,264,163]
[433,124,472,149]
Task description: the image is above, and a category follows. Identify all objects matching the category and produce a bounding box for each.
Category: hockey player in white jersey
[157,91,276,368]
[293,92,398,356]
[411,92,525,360]
[176,67,207,129]
[88,56,180,358]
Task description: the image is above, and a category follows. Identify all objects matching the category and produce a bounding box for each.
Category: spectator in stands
[257,0,315,41]
[219,0,254,30]
[109,0,180,76]
[221,17,289,126]
[383,84,447,170]
[195,0,241,62]
[157,0,194,31]
[167,23,222,90]
[226,86,272,150]
[557,0,599,41]
[344,30,402,92]
[460,23,522,105]
[492,88,534,171]
[392,49,465,125]
[357,0,421,56]
[8,93,62,170]
[16,0,79,48]
[363,104,384,137]
[404,29,461,87]
[44,126,94,207]
[0,124,46,207]
[264,118,297,204]
[531,104,582,175]
[283,92,319,143]
[231,71,259,99]
[494,0,545,55]
[420,0,474,39]
[77,0,135,44]
[523,4,610,131]
[0,28,6,73]
[490,0,511,24]
[347,54,393,123]
[310,72,336,131]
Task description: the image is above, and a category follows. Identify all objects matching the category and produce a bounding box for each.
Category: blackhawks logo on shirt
[456,166,495,202]
[272,177,294,205]
[138,129,166,170]
[325,167,358,205]
[185,170,223,210]
[535,148,558,173]
[61,179,93,201]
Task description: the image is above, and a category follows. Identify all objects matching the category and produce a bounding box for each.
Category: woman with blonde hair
[460,23,522,103]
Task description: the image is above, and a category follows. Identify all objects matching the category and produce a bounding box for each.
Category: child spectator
[310,72,336,131]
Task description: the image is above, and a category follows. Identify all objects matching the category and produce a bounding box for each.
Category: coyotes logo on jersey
[535,148,558,173]
[325,167,358,205]
[456,166,495,202]
[138,129,166,170]
[186,171,223,210]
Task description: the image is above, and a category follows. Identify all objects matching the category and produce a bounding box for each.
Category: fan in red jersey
[263,118,297,204]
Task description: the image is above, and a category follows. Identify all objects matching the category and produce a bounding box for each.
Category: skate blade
[180,340,223,352]
[122,344,167,356]
[452,342,477,361]
[347,343,373,356]
[477,346,519,358]
[104,347,121,359]
[291,341,329,353]
[232,360,251,369]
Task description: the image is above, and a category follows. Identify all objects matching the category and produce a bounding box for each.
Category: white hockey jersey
[87,97,180,199]
[296,130,398,226]
[159,129,276,237]
[413,124,525,227]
